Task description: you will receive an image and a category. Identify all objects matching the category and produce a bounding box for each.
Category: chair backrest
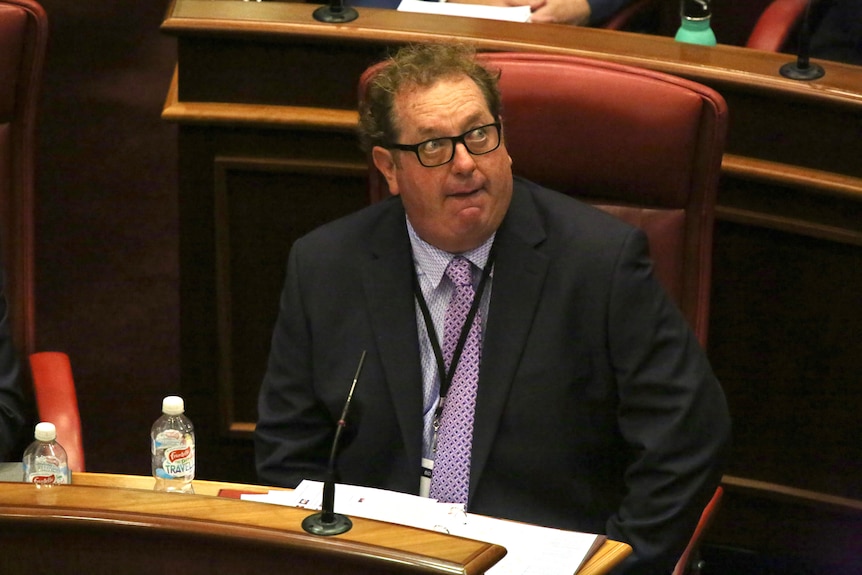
[28,352,86,472]
[361,52,728,346]
[710,0,777,47]
[0,0,47,362]
[746,0,810,53]
[672,486,724,575]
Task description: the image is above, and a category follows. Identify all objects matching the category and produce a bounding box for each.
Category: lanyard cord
[413,246,496,411]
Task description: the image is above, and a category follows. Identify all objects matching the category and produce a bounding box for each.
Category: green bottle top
[675,0,717,46]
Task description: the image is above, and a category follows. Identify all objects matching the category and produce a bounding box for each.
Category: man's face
[372,75,513,254]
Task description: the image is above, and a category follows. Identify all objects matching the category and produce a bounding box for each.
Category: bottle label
[154,429,195,479]
[163,444,194,476]
[25,456,70,485]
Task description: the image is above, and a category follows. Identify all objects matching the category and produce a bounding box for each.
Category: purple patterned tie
[430,256,481,505]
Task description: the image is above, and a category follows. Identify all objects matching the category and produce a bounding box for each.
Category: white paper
[281,480,455,530]
[447,512,603,574]
[397,0,531,22]
[243,480,604,575]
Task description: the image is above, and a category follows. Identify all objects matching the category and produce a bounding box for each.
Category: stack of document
[397,0,532,22]
[243,480,605,575]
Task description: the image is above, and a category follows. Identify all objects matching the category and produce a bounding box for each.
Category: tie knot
[445,257,473,288]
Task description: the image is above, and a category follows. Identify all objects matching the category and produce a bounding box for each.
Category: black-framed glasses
[389,122,502,168]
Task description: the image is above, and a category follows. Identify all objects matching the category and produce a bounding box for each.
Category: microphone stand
[780,0,825,80]
[301,351,366,536]
[313,0,358,23]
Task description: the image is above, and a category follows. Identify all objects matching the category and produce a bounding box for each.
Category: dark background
[31,0,178,474]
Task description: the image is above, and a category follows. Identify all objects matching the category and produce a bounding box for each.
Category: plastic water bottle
[675,0,717,46]
[22,422,71,487]
[151,395,195,493]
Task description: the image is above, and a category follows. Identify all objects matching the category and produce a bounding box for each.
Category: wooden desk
[0,472,630,575]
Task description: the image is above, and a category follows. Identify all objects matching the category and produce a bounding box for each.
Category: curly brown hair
[358,43,502,154]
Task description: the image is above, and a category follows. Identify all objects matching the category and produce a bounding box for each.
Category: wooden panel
[213,156,367,436]
[719,155,862,245]
[173,123,367,482]
[177,37,384,110]
[710,221,862,498]
[711,476,862,573]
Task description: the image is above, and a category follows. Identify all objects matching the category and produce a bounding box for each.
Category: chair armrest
[29,352,86,472]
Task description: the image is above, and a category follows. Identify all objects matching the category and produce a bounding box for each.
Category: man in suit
[0,268,26,460]
[256,43,730,574]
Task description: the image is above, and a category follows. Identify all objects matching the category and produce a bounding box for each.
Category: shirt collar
[406,216,495,289]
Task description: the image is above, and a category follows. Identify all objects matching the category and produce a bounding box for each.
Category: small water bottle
[151,395,195,493]
[22,422,71,487]
[675,0,717,46]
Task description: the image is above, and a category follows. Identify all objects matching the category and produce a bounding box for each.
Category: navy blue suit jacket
[256,177,730,574]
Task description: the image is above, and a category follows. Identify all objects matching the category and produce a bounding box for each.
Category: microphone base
[779,61,825,81]
[313,5,358,23]
[301,512,353,536]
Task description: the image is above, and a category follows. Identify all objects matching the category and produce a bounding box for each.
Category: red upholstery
[29,352,86,472]
[746,0,810,52]
[672,486,724,575]
[361,52,727,346]
[0,0,47,361]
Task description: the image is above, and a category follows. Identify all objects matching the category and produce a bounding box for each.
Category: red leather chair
[672,486,724,575]
[0,0,47,362]
[29,352,86,472]
[746,0,811,52]
[361,52,728,347]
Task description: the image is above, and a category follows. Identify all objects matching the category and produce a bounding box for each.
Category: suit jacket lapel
[470,184,550,500]
[361,199,425,475]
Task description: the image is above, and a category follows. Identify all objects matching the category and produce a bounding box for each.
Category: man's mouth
[448,187,481,197]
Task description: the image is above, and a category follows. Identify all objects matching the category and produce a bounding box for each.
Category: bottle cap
[681,0,710,19]
[34,422,57,442]
[162,395,185,415]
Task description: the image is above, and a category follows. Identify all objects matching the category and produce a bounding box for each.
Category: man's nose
[450,142,476,172]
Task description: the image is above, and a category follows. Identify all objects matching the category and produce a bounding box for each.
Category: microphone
[780,0,825,80]
[312,0,358,23]
[301,350,367,536]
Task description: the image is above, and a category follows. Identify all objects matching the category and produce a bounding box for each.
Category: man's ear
[372,146,400,196]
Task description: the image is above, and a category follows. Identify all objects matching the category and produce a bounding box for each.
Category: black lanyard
[413,247,496,449]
